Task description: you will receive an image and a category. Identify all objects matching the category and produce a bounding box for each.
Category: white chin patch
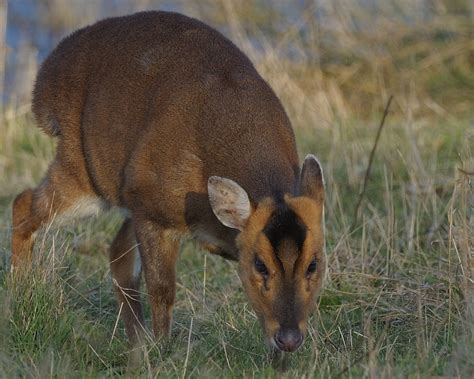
[266,336,278,351]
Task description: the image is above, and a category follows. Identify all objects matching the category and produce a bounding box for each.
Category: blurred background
[0,0,472,123]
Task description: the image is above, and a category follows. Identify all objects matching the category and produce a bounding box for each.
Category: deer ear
[208,176,252,231]
[299,154,325,202]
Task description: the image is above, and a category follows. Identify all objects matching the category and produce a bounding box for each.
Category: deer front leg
[133,217,180,338]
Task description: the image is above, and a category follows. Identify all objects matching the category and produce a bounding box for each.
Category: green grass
[0,112,472,378]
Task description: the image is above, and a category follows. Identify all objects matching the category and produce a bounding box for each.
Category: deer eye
[306,259,317,277]
[254,258,269,277]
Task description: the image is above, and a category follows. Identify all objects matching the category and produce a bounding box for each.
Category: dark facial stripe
[263,202,306,251]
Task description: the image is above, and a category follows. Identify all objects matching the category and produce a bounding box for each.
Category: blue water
[3,0,434,105]
[5,0,182,104]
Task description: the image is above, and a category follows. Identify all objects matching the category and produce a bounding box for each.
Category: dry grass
[0,114,471,377]
[0,0,473,377]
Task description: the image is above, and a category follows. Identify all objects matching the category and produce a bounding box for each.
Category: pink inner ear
[208,176,251,230]
[223,209,236,216]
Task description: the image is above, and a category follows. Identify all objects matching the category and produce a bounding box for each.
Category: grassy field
[0,110,472,377]
[0,1,473,377]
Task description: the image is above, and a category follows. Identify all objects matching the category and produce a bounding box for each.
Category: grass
[0,109,472,377]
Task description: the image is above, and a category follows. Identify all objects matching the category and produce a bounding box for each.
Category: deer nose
[274,328,304,352]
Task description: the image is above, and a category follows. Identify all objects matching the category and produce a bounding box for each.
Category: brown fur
[12,11,326,355]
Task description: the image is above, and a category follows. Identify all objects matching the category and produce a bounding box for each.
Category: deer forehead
[238,196,322,257]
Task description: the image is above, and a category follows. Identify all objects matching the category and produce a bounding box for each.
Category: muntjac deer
[12,11,326,354]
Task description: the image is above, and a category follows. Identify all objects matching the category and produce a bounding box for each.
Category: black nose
[274,328,304,352]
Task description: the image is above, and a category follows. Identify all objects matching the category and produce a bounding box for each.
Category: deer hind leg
[11,161,104,271]
[109,219,145,344]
